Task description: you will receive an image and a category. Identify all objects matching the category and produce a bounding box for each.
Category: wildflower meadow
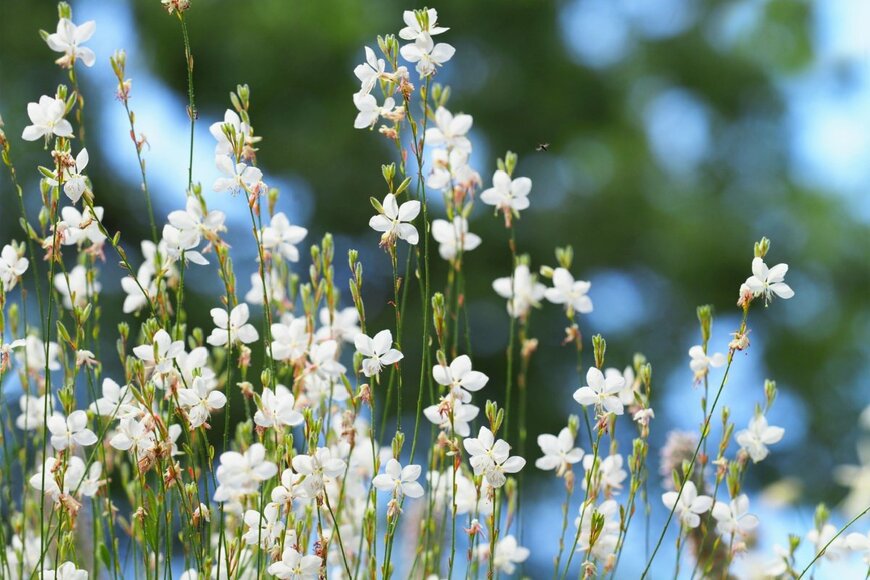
[0,2,868,579]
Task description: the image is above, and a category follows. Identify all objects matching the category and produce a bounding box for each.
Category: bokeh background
[1,0,868,576]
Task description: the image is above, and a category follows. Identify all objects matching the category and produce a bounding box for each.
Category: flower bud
[754,236,770,258]
[592,334,606,369]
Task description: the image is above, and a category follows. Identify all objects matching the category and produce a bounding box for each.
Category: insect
[536,143,550,152]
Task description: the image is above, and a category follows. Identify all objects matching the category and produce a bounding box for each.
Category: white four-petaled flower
[261,212,308,262]
[400,35,455,77]
[711,494,759,537]
[536,427,584,475]
[207,303,259,347]
[735,414,784,463]
[45,18,96,68]
[432,354,488,402]
[492,264,546,319]
[744,257,794,305]
[372,458,425,499]
[545,268,592,315]
[355,329,403,378]
[661,481,713,529]
[0,243,28,291]
[573,367,625,416]
[481,170,532,215]
[22,96,73,142]
[688,345,726,381]
[133,329,185,374]
[431,217,481,261]
[47,410,97,450]
[369,193,421,246]
[254,385,303,430]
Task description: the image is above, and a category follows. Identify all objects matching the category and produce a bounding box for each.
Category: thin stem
[797,505,870,579]
[641,311,749,578]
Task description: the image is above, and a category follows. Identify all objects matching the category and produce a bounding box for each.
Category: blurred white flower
[661,481,713,529]
[45,18,96,68]
[736,414,784,463]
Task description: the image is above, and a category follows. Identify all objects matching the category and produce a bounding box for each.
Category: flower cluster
[2,4,864,580]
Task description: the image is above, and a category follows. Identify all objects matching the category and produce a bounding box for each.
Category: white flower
[177,376,227,429]
[52,456,102,499]
[463,426,525,488]
[372,458,425,499]
[574,499,620,560]
[481,170,532,214]
[45,18,96,68]
[41,560,88,580]
[744,257,794,304]
[846,531,870,564]
[89,378,138,418]
[425,107,472,153]
[711,494,759,537]
[431,217,481,261]
[536,427,584,475]
[573,367,625,416]
[307,340,347,380]
[54,264,100,310]
[369,193,421,246]
[609,366,637,406]
[688,345,726,381]
[60,204,104,246]
[214,444,278,503]
[254,385,303,429]
[271,317,311,362]
[736,414,784,463]
[209,109,251,156]
[661,481,713,529]
[133,329,185,374]
[207,303,259,346]
[291,447,346,499]
[354,46,387,96]
[807,524,848,561]
[109,417,154,455]
[47,410,97,450]
[353,93,397,130]
[424,397,479,437]
[162,222,209,266]
[492,264,546,319]
[267,546,321,580]
[167,197,226,246]
[545,268,592,315]
[245,270,285,306]
[400,35,455,77]
[399,8,449,41]
[428,148,479,191]
[478,535,529,576]
[633,407,655,426]
[213,155,263,194]
[314,307,361,344]
[16,335,61,373]
[261,212,308,262]
[242,503,285,548]
[355,329,403,377]
[62,148,90,203]
[22,96,73,142]
[0,243,28,291]
[432,354,488,401]
[583,453,628,495]
[0,338,24,373]
[16,394,54,431]
[121,268,155,314]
